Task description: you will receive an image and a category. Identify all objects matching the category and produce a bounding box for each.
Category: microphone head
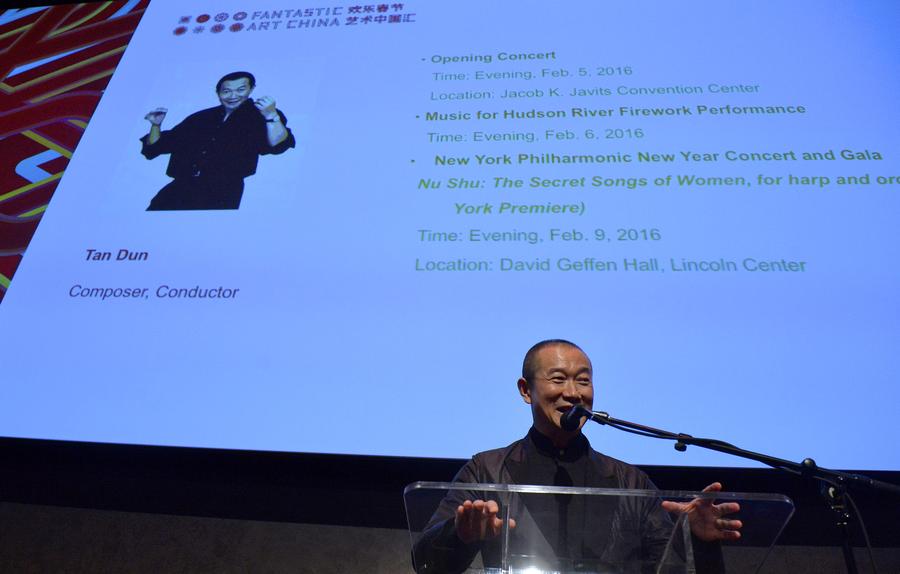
[561,405,590,432]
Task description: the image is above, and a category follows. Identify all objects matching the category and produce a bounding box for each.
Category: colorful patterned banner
[0,1,148,301]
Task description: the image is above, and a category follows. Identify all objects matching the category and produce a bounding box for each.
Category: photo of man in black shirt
[140,71,295,211]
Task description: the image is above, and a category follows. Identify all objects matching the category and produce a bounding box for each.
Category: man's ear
[517,377,532,404]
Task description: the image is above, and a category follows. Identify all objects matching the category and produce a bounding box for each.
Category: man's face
[217,78,254,111]
[518,344,594,443]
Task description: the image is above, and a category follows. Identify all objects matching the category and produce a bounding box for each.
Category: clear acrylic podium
[405,482,794,574]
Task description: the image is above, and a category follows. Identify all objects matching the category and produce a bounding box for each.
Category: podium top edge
[403,481,794,505]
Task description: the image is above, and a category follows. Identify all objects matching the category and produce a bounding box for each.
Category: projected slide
[1,1,898,469]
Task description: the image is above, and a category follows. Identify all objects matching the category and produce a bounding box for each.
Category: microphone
[561,406,612,431]
[561,405,592,431]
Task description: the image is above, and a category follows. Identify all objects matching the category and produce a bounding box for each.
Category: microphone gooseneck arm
[565,405,900,496]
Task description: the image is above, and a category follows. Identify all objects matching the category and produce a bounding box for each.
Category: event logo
[172,5,415,35]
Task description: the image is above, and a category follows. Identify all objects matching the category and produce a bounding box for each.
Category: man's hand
[454,499,517,544]
[144,108,167,126]
[660,482,743,542]
[143,108,167,145]
[253,96,279,121]
[255,96,289,146]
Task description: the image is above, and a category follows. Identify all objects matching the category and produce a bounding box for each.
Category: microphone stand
[574,407,900,574]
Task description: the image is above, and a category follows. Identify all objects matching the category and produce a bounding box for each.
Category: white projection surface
[1,1,898,469]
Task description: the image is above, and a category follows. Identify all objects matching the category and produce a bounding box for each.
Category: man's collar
[221,99,256,120]
[527,426,589,461]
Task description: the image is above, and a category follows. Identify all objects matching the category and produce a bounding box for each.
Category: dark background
[2,436,898,547]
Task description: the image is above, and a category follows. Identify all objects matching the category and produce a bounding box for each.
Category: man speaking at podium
[414,339,742,573]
